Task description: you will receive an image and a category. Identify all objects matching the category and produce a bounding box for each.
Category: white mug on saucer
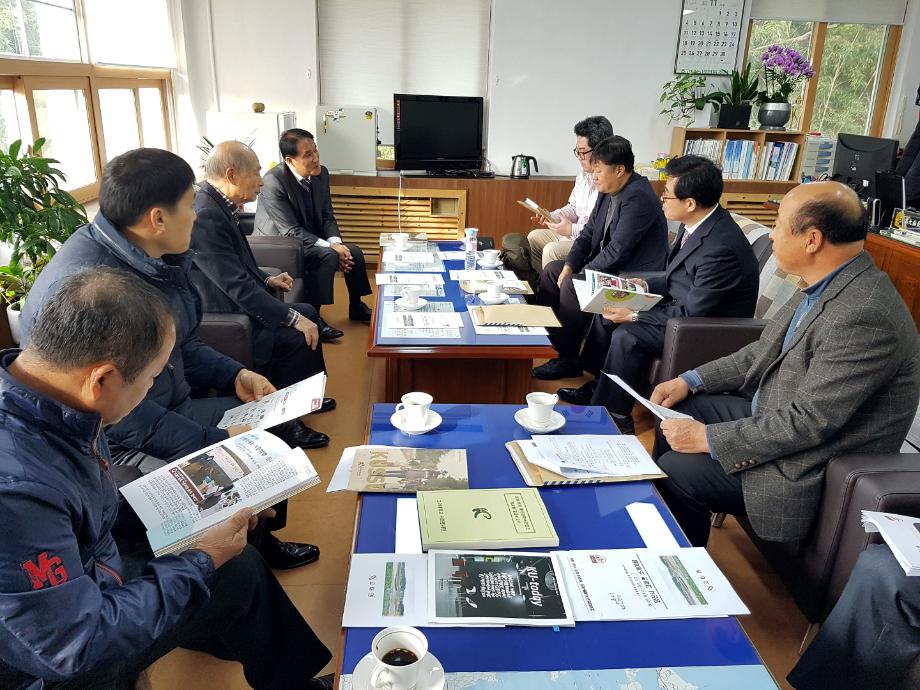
[484,282,503,299]
[400,286,421,305]
[369,625,428,690]
[526,391,558,427]
[393,232,410,250]
[395,392,433,428]
[482,248,500,265]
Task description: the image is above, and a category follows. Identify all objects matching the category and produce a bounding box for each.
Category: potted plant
[755,44,816,130]
[659,72,721,128]
[707,63,760,129]
[0,139,87,343]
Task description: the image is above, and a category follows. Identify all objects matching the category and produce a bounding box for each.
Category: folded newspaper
[573,269,662,314]
[120,430,320,556]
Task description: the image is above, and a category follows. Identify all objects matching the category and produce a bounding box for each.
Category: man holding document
[650,182,920,547]
[0,269,332,690]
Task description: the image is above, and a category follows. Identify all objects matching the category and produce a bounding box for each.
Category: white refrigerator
[315,105,378,175]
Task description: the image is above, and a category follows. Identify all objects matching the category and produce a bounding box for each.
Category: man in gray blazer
[650,181,920,547]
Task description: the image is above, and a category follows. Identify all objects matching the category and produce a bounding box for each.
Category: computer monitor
[875,171,906,229]
[394,94,484,172]
[832,133,899,197]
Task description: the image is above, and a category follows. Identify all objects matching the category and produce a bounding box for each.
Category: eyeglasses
[660,194,682,201]
[573,147,593,159]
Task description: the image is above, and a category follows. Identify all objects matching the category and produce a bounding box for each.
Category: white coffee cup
[482,248,500,265]
[393,232,410,250]
[484,281,503,299]
[526,391,558,426]
[369,625,428,690]
[395,391,433,428]
[400,286,421,305]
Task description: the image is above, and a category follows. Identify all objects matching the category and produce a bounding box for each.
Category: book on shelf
[346,447,469,493]
[683,137,723,164]
[516,198,561,224]
[862,511,920,576]
[572,269,662,314]
[416,487,559,550]
[120,430,320,556]
[469,304,561,328]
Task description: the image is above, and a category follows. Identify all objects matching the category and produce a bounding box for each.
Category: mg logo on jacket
[21,552,69,589]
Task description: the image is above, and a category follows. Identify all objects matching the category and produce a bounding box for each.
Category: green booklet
[417,487,558,551]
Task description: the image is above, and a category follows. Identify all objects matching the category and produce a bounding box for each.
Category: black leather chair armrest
[248,236,304,278]
[284,277,306,304]
[655,317,768,384]
[199,313,255,369]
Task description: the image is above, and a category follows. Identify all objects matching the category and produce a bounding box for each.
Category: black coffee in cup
[381,648,418,666]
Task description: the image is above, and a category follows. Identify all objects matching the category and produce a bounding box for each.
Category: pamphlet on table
[120,430,320,556]
[382,283,446,297]
[470,304,561,328]
[604,373,693,421]
[460,278,533,295]
[558,547,749,621]
[573,270,662,314]
[375,273,445,286]
[216,372,326,430]
[862,511,920,575]
[383,312,464,330]
[417,487,558,550]
[379,232,428,246]
[449,269,518,282]
[346,447,468,493]
[527,434,665,480]
[342,553,430,627]
[382,250,437,264]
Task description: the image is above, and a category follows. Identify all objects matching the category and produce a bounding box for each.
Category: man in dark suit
[534,135,668,380]
[564,156,760,433]
[651,181,919,547]
[190,141,334,432]
[254,128,372,323]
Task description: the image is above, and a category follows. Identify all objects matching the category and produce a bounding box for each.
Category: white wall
[884,0,920,144]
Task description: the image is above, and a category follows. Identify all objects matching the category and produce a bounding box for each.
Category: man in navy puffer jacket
[0,268,332,689]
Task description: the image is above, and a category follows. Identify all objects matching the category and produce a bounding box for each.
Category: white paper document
[438,250,468,260]
[382,250,437,264]
[626,502,681,549]
[382,284,446,297]
[395,498,423,554]
[559,548,749,621]
[603,373,693,421]
[380,327,462,339]
[469,319,548,336]
[529,434,664,478]
[342,553,429,627]
[448,269,518,281]
[375,273,444,286]
[217,372,326,430]
[862,511,920,575]
[385,300,454,314]
[383,312,464,330]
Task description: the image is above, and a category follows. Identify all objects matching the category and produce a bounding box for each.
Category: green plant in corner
[707,62,761,106]
[0,138,87,310]
[659,72,721,126]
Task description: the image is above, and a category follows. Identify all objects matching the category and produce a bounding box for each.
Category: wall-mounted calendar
[675,0,745,74]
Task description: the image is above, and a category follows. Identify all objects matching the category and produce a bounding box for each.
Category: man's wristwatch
[630,311,639,323]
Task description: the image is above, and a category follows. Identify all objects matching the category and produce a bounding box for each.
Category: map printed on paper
[340,665,778,690]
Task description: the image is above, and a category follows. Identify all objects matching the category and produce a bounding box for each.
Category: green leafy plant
[659,72,722,126]
[0,138,87,309]
[707,63,761,106]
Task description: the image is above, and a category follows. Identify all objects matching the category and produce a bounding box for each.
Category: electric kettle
[510,154,539,179]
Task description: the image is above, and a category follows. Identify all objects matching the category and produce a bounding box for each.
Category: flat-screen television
[394,94,483,172]
[832,133,899,197]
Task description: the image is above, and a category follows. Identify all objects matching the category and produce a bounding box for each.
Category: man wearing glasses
[502,116,613,280]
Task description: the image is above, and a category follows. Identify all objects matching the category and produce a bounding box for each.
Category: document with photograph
[217,372,326,430]
[120,430,320,556]
[558,548,749,621]
[428,550,574,627]
[449,269,518,282]
[375,273,445,286]
[573,271,662,315]
[347,447,468,493]
[383,312,464,330]
[382,283,446,297]
[603,373,693,421]
[459,279,533,295]
[862,511,920,575]
[528,434,664,479]
[343,553,429,627]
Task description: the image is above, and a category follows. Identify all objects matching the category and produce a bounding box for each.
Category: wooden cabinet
[865,232,920,329]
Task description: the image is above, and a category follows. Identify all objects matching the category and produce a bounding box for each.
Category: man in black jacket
[534,136,668,380]
[254,128,372,323]
[561,155,759,433]
[191,141,336,389]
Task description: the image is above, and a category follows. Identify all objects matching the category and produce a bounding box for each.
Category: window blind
[317,0,491,143]
[750,0,908,25]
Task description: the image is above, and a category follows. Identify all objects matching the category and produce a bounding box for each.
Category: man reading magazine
[0,268,332,689]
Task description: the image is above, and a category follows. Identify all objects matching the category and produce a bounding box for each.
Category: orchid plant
[757,44,816,104]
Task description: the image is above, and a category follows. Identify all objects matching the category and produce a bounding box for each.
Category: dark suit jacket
[697,252,920,542]
[254,164,339,249]
[564,172,668,275]
[641,205,759,328]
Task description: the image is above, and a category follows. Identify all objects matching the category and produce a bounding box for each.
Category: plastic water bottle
[463,227,478,270]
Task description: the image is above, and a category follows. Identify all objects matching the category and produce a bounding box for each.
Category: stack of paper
[382,312,464,330]
[469,304,560,328]
[375,273,444,286]
[381,250,444,272]
[217,372,327,430]
[520,435,665,482]
[862,511,920,575]
[460,278,533,295]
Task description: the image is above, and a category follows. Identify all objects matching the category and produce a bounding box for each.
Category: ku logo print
[21,551,69,590]
[472,508,492,519]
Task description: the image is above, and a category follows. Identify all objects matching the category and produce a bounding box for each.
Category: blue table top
[341,403,763,675]
[373,241,554,348]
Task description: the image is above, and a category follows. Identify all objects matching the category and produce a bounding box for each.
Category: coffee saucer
[479,292,509,305]
[395,296,428,311]
[514,408,566,434]
[391,410,442,435]
[477,258,503,269]
[350,651,445,690]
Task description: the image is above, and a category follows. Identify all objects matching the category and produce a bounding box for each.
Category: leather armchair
[199,313,255,369]
[248,235,306,304]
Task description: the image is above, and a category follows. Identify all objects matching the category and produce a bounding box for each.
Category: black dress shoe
[259,534,320,570]
[290,424,330,448]
[610,413,636,435]
[315,397,336,414]
[348,301,372,322]
[533,357,583,380]
[319,324,344,342]
[558,380,596,405]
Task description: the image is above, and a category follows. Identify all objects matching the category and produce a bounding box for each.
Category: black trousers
[45,546,331,690]
[257,302,326,390]
[583,316,666,417]
[537,261,590,358]
[303,243,372,307]
[653,393,751,547]
[788,544,920,690]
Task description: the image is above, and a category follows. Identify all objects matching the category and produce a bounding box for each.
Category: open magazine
[573,269,662,314]
[120,430,320,556]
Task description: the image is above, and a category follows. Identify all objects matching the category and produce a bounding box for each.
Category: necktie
[680,230,690,249]
[299,177,311,192]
